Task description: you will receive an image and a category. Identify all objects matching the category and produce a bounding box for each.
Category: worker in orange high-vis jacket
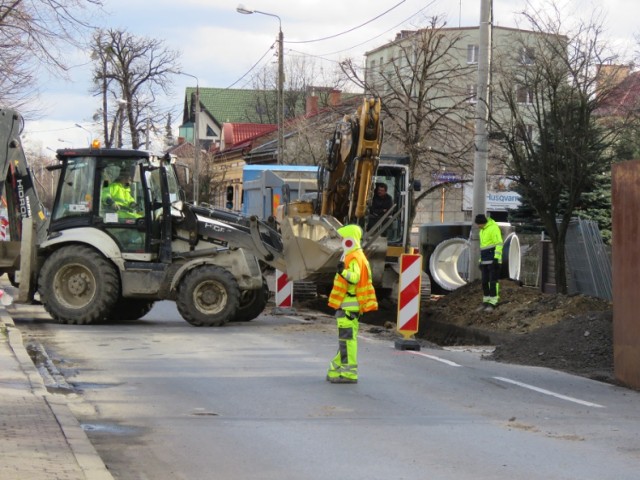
[326,224,378,384]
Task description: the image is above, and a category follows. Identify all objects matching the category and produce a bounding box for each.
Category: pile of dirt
[299,280,615,383]
[419,280,614,382]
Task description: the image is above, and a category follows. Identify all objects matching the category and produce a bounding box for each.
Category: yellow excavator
[272,97,427,300]
[320,97,382,222]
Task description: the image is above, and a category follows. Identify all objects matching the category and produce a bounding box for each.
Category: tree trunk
[552,234,568,294]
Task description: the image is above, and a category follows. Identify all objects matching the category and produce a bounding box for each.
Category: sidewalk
[0,307,114,480]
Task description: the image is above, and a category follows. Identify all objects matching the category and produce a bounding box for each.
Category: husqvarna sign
[462,176,521,212]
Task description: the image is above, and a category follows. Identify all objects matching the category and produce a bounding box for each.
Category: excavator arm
[0,110,48,242]
[263,98,388,283]
[319,98,382,226]
[0,109,49,280]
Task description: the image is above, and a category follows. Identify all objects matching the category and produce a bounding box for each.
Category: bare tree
[91,29,180,149]
[249,53,348,124]
[0,0,103,111]
[340,17,477,228]
[281,107,349,166]
[490,2,636,293]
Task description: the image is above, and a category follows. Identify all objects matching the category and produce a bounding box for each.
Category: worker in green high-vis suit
[475,214,503,312]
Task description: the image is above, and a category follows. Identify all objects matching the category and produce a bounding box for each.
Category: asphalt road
[13,301,640,480]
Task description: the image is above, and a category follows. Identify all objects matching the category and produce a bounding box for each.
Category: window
[520,47,535,65]
[467,44,479,64]
[226,185,234,210]
[98,159,144,224]
[52,157,95,220]
[516,86,533,104]
[516,124,534,142]
[95,158,147,253]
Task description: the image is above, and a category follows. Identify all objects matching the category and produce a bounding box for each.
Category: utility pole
[237,4,284,164]
[277,26,284,164]
[194,86,200,203]
[469,0,492,282]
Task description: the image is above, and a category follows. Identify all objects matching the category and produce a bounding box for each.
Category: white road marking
[283,314,605,408]
[494,376,605,408]
[405,350,462,367]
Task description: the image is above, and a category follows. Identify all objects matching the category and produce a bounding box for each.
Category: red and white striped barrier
[0,215,9,241]
[272,269,296,315]
[395,253,422,351]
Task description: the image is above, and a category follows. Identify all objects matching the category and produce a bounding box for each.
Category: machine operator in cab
[103,170,142,220]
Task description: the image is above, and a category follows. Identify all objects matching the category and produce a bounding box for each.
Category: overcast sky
[21,0,639,157]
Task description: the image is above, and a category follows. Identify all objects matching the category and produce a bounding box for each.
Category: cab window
[51,158,94,221]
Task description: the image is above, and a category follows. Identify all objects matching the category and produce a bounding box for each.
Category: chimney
[328,89,342,106]
[178,136,185,145]
[306,93,319,116]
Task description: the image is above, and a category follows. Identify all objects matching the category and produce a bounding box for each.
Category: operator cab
[366,164,413,247]
[51,148,182,257]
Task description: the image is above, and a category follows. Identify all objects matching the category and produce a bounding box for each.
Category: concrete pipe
[428,238,469,291]
[418,223,472,294]
[428,232,521,292]
[502,232,521,281]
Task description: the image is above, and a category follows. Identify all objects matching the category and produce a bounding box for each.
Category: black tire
[109,299,155,321]
[38,246,120,325]
[231,278,269,322]
[176,265,240,326]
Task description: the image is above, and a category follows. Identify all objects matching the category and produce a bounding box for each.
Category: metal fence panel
[565,217,612,301]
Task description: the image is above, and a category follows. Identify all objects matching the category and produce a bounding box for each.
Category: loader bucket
[278,213,387,283]
[279,214,342,281]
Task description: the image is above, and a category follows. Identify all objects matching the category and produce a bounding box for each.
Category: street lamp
[237,4,284,164]
[174,71,201,203]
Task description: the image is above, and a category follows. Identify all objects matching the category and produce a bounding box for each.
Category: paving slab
[0,306,113,480]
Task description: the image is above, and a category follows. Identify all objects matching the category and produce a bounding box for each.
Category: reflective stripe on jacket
[328,248,378,313]
[479,218,503,264]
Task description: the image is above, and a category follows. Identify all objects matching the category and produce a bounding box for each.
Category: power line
[286,49,343,65]
[293,1,436,58]
[285,0,407,44]
[187,1,433,94]
[225,43,277,89]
